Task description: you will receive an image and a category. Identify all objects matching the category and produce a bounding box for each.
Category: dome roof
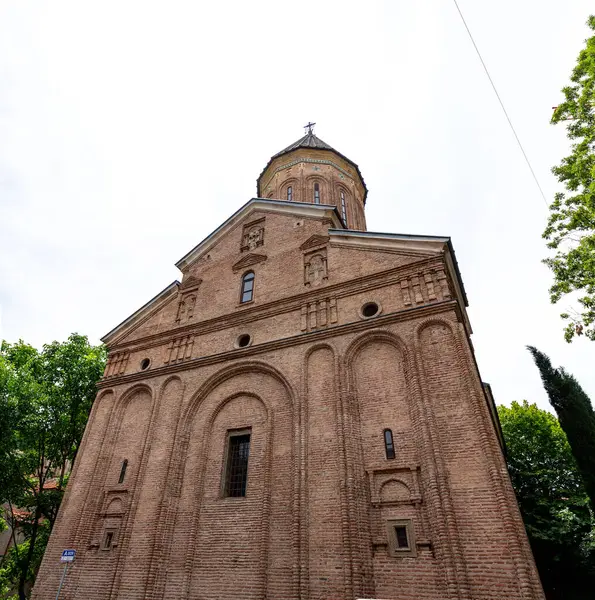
[272,131,335,157]
[257,129,368,203]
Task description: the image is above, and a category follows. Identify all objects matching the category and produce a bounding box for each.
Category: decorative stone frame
[240,217,266,252]
[359,301,382,320]
[176,276,202,323]
[303,249,328,287]
[386,519,417,558]
[234,333,253,349]
[101,527,119,551]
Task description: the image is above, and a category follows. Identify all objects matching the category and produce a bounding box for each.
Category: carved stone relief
[304,248,328,287]
[176,277,202,324]
[176,293,197,323]
[241,217,265,252]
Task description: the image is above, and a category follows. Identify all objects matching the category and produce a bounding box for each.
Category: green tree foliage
[546,15,595,342]
[528,346,595,514]
[0,334,105,600]
[498,401,595,599]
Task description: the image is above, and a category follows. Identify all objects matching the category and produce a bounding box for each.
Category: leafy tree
[498,401,595,599]
[546,15,595,342]
[0,334,105,600]
[528,346,595,514]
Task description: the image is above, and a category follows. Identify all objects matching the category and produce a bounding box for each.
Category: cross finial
[304,122,316,135]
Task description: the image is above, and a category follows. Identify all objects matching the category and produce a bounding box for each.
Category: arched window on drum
[340,190,348,226]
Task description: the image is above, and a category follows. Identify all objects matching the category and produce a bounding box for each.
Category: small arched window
[287,186,293,202]
[340,190,348,226]
[118,459,128,484]
[240,271,255,303]
[314,183,320,204]
[384,429,396,460]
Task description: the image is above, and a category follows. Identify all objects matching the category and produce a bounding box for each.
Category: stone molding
[107,256,448,355]
[98,300,457,388]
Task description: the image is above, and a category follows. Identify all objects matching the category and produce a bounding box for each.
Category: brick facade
[32,135,544,600]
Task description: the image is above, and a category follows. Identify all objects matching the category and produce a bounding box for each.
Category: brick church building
[33,127,544,600]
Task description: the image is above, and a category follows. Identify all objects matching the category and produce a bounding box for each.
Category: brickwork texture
[32,137,545,600]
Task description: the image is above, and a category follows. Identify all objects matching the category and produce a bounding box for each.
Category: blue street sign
[60,549,76,563]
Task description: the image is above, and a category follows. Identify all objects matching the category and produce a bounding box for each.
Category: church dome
[257,126,368,230]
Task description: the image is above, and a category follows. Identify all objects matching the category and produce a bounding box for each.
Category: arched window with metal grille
[340,190,348,226]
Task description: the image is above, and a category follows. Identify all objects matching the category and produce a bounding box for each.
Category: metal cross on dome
[304,122,316,135]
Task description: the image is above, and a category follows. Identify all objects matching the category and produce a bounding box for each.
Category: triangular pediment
[175,198,344,270]
[300,234,330,251]
[180,275,202,290]
[232,253,267,272]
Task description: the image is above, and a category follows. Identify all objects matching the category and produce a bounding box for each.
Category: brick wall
[32,200,544,600]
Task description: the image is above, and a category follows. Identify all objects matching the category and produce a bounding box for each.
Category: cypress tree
[527,346,595,513]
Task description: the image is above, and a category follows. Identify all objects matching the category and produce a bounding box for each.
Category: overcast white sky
[0,1,593,411]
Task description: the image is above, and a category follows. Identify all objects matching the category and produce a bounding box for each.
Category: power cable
[452,0,550,207]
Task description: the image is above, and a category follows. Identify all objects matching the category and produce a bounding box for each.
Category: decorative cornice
[98,300,458,389]
[107,255,446,354]
[260,157,356,192]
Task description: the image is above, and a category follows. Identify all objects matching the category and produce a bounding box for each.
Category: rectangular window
[395,525,409,549]
[102,529,116,551]
[287,186,293,202]
[386,519,416,557]
[314,183,320,204]
[224,429,251,497]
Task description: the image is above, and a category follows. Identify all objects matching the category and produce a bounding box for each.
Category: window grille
[224,431,251,497]
[340,191,347,225]
[287,186,293,202]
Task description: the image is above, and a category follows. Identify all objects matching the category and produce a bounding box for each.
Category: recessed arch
[414,316,459,344]
[181,360,296,429]
[379,478,412,503]
[281,178,300,203]
[112,383,153,421]
[344,329,410,373]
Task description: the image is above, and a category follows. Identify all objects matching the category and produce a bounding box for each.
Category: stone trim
[98,302,458,388]
[107,256,447,354]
